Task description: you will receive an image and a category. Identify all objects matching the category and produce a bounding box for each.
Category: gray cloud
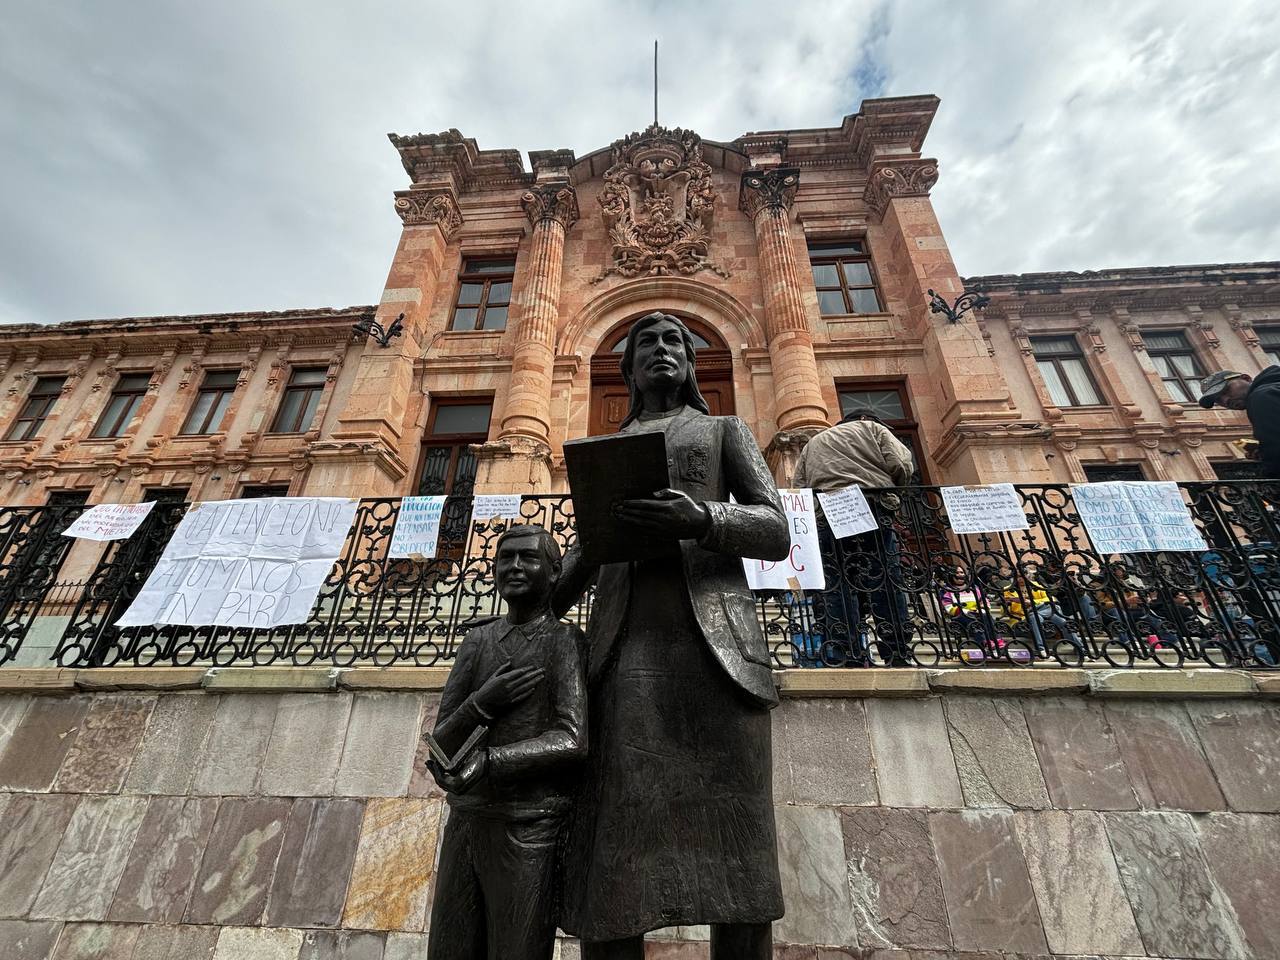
[2,0,1276,325]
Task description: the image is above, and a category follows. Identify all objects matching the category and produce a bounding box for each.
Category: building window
[835,381,927,483]
[270,368,327,434]
[1031,337,1103,407]
[143,487,189,503]
[417,400,493,549]
[1256,326,1280,365]
[1146,331,1205,403]
[180,370,238,435]
[1212,460,1264,481]
[240,484,291,498]
[1082,463,1146,483]
[449,258,515,331]
[91,373,151,438]
[808,240,883,316]
[5,376,66,441]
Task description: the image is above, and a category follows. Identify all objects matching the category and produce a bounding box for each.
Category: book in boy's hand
[423,724,488,776]
[563,431,680,565]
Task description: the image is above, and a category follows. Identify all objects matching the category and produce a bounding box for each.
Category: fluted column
[739,168,829,434]
[498,182,579,444]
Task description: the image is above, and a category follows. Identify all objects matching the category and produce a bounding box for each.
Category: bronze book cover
[564,431,680,565]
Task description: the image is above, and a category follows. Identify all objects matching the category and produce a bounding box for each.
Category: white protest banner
[815,485,878,539]
[115,497,360,628]
[469,494,523,529]
[60,502,159,542]
[940,483,1030,534]
[1071,481,1208,554]
[389,495,448,559]
[744,488,825,590]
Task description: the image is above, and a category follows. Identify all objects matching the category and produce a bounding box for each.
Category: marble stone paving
[0,686,1274,958]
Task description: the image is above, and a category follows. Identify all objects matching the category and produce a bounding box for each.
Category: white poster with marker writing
[939,483,1030,534]
[389,495,448,559]
[469,494,524,529]
[815,485,878,539]
[115,497,360,628]
[1071,481,1207,554]
[61,502,158,541]
[743,488,826,591]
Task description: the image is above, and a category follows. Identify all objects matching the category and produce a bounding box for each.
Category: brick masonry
[0,680,1276,958]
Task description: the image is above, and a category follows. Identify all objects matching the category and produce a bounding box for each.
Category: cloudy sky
[2,0,1278,325]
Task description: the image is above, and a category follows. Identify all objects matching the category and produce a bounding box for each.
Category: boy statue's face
[494,535,557,605]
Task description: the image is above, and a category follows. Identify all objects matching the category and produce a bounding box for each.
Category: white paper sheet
[1071,481,1208,554]
[388,495,448,559]
[60,502,158,542]
[115,497,360,628]
[940,483,1030,534]
[743,488,826,590]
[815,486,878,539]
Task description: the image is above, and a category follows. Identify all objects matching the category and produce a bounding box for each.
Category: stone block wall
[0,671,1277,959]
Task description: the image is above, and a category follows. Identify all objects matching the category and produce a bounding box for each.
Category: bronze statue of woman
[556,311,790,960]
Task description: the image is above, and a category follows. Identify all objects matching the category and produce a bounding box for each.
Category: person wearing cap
[1199,366,1280,478]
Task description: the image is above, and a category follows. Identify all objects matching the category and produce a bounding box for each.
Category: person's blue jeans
[816,524,912,664]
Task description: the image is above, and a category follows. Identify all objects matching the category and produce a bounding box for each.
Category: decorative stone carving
[590,124,728,283]
[521,183,579,229]
[394,190,463,238]
[739,167,800,220]
[863,158,939,220]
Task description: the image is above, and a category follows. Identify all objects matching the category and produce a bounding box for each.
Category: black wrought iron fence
[0,482,1277,670]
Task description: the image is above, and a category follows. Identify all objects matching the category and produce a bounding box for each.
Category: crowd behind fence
[0,481,1277,670]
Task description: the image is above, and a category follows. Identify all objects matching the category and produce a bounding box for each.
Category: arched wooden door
[588,316,735,436]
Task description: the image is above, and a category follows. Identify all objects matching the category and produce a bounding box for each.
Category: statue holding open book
[425,311,790,959]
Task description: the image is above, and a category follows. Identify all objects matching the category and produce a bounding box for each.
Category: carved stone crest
[591,124,729,283]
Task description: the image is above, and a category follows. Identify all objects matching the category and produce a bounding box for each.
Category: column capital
[738,166,799,219]
[521,182,579,229]
[393,188,463,238]
[862,157,939,221]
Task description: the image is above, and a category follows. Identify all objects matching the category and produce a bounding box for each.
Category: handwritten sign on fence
[939,483,1029,534]
[469,494,524,530]
[744,488,825,590]
[815,485,878,539]
[1071,481,1207,554]
[116,497,360,628]
[389,495,448,560]
[61,502,158,542]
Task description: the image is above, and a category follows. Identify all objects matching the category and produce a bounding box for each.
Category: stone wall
[0,667,1277,959]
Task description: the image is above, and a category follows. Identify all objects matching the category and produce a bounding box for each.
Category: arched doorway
[588,315,735,436]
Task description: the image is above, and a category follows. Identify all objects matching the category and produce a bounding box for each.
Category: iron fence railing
[0,482,1277,670]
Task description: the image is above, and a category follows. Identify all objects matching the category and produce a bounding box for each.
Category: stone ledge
[927,668,1090,695]
[0,668,76,693]
[776,668,930,697]
[1088,668,1258,698]
[338,666,452,691]
[74,667,207,691]
[202,666,341,692]
[1255,674,1280,697]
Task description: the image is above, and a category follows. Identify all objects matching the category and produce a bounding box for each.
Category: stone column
[474,182,578,494]
[309,188,463,497]
[739,168,829,440]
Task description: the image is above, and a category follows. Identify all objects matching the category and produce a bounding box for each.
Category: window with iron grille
[1212,460,1264,481]
[143,487,190,503]
[1082,463,1147,482]
[1031,336,1104,407]
[449,258,515,331]
[5,376,65,441]
[1256,326,1280,365]
[1145,331,1205,403]
[808,240,883,315]
[180,369,239,435]
[91,373,151,438]
[270,368,327,434]
[416,400,493,551]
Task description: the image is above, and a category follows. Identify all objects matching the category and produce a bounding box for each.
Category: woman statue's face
[630,319,689,397]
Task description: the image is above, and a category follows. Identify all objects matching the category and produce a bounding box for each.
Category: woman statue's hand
[614,488,710,540]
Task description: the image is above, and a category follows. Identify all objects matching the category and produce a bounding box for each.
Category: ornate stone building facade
[2,95,1278,508]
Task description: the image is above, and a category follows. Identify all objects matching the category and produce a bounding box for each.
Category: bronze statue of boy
[426,524,587,960]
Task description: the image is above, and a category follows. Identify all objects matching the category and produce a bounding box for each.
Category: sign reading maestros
[116,497,360,628]
[743,488,826,591]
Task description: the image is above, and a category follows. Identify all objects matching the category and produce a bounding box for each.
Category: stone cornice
[393,189,463,237]
[388,129,531,193]
[862,157,939,220]
[520,182,579,229]
[739,167,800,219]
